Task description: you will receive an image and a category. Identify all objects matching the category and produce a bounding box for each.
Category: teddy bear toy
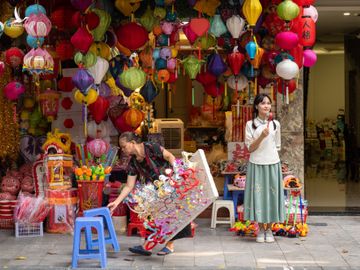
[0,172,21,200]
[233,174,246,189]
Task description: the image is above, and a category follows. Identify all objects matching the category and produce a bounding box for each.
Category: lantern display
[119,67,147,91]
[70,27,94,53]
[24,13,52,38]
[87,139,109,158]
[242,0,263,27]
[38,88,61,122]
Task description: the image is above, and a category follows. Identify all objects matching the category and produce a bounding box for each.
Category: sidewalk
[1,215,360,270]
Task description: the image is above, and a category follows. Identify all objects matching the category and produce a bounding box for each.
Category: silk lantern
[189,18,210,37]
[242,0,263,27]
[72,68,94,94]
[303,49,317,67]
[205,82,224,98]
[38,88,61,122]
[89,42,111,60]
[207,53,227,77]
[276,59,299,104]
[88,57,109,85]
[74,88,98,105]
[5,47,24,68]
[116,22,148,51]
[303,5,318,22]
[245,41,257,60]
[26,36,44,48]
[87,139,109,158]
[275,31,299,50]
[71,27,93,53]
[23,48,54,75]
[277,78,297,94]
[157,69,170,89]
[210,14,227,37]
[140,79,159,103]
[250,47,265,69]
[227,46,245,76]
[182,23,197,45]
[161,21,174,35]
[123,108,144,129]
[227,75,248,90]
[88,95,110,124]
[226,15,246,39]
[196,71,217,87]
[3,81,25,101]
[4,18,24,38]
[298,16,316,47]
[277,0,300,22]
[91,8,111,42]
[182,55,204,80]
[24,13,52,38]
[119,67,147,91]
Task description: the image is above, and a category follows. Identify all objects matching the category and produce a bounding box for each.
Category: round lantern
[242,0,262,27]
[227,75,248,90]
[4,18,24,38]
[5,47,24,68]
[276,59,299,80]
[119,67,147,91]
[71,27,94,53]
[303,49,317,67]
[23,48,54,75]
[116,22,149,51]
[72,68,94,94]
[87,139,109,158]
[275,31,299,50]
[51,7,75,31]
[3,81,25,101]
[25,4,46,16]
[277,0,300,22]
[123,108,144,129]
[303,5,318,22]
[24,13,52,38]
[88,57,109,85]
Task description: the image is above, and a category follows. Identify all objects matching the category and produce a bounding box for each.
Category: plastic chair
[83,207,120,252]
[210,199,235,229]
[72,217,107,269]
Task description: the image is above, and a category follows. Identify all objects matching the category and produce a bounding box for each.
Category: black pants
[170,223,192,241]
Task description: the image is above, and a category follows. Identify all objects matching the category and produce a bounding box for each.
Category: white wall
[307,54,345,122]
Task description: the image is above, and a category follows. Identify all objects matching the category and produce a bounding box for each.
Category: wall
[307,54,345,122]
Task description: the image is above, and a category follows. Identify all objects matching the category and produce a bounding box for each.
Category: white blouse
[245,117,281,165]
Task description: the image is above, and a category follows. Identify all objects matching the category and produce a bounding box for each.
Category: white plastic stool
[210,199,235,229]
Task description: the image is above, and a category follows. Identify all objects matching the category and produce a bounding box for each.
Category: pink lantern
[167,58,177,70]
[303,5,318,22]
[3,81,25,101]
[275,31,299,50]
[87,138,109,158]
[303,49,317,67]
[161,21,174,35]
[38,88,61,122]
[23,48,54,75]
[24,13,52,38]
[182,23,197,45]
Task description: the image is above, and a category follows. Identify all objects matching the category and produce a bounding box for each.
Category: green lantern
[182,55,205,80]
[194,34,216,50]
[91,8,111,42]
[140,5,159,32]
[119,67,147,91]
[277,0,300,22]
[74,51,97,68]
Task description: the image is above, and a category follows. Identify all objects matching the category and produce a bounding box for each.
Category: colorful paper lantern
[303,49,317,67]
[182,23,197,45]
[72,68,94,94]
[3,81,25,101]
[88,96,110,124]
[276,59,299,80]
[242,0,263,27]
[189,18,210,37]
[140,79,159,103]
[226,15,246,39]
[303,5,318,22]
[88,57,109,85]
[182,55,204,80]
[38,88,61,122]
[210,14,227,37]
[245,41,257,60]
[227,75,248,90]
[275,31,299,50]
[26,35,44,48]
[4,18,24,38]
[91,8,111,42]
[87,138,109,158]
[277,0,300,22]
[5,47,24,68]
[23,48,54,75]
[227,46,245,76]
[116,22,149,51]
[298,16,316,47]
[24,13,52,38]
[122,108,144,129]
[74,88,98,105]
[119,67,147,91]
[70,27,94,53]
[140,5,158,32]
[250,47,265,69]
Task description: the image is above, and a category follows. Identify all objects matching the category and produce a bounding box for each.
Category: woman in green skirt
[244,93,285,243]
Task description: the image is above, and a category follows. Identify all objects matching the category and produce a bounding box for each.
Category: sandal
[157,247,174,256]
[128,245,152,256]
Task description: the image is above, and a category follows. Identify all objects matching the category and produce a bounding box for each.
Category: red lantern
[38,88,61,122]
[205,83,225,98]
[58,77,75,92]
[88,96,110,124]
[277,79,297,94]
[5,47,24,68]
[289,44,304,69]
[64,118,74,129]
[196,71,217,86]
[298,16,316,47]
[85,12,100,30]
[51,7,76,31]
[122,108,144,129]
[116,22,149,51]
[56,40,74,61]
[293,0,315,7]
[227,46,245,76]
[70,27,93,53]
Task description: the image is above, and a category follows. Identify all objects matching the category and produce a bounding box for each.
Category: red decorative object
[196,71,217,86]
[88,96,110,124]
[298,16,316,47]
[116,22,149,51]
[85,11,100,30]
[293,0,314,6]
[289,44,304,69]
[56,40,74,61]
[38,88,61,122]
[205,83,225,98]
[227,47,245,76]
[86,138,109,157]
[277,79,297,94]
[5,47,24,68]
[61,97,73,110]
[64,118,74,129]
[275,31,299,50]
[122,108,144,129]
[50,7,76,31]
[70,27,94,53]
[58,77,75,92]
[189,18,210,37]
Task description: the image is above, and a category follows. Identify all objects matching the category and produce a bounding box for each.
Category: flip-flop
[128,245,152,256]
[157,247,174,256]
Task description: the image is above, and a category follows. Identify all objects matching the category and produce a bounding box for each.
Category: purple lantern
[207,53,227,77]
[160,47,172,60]
[72,68,94,94]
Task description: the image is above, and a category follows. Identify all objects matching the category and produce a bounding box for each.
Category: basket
[77,181,104,214]
[15,222,43,238]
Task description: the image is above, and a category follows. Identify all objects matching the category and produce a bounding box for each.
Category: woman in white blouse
[243,93,285,243]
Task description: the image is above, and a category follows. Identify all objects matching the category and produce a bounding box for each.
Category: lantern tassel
[191,85,195,106]
[286,84,289,105]
[254,77,257,96]
[224,81,227,97]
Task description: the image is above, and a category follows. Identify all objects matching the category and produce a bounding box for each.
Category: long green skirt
[243,162,285,223]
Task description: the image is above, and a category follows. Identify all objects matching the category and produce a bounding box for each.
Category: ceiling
[315,0,360,53]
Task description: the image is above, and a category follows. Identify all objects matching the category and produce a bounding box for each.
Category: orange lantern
[157,69,170,89]
[298,16,316,47]
[250,47,265,69]
[123,108,144,129]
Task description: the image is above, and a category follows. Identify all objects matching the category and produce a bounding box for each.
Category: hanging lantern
[182,23,197,45]
[3,81,25,101]
[227,75,248,90]
[226,15,246,39]
[250,47,265,69]
[88,56,109,85]
[140,79,159,103]
[50,7,75,31]
[71,27,94,53]
[26,35,44,48]
[227,46,245,76]
[298,16,316,47]
[119,67,147,91]
[122,108,144,129]
[210,14,227,37]
[91,8,111,42]
[245,41,257,60]
[4,18,24,39]
[5,47,24,68]
[277,0,300,22]
[276,59,299,80]
[182,55,204,80]
[72,68,94,94]
[189,18,210,37]
[23,48,54,75]
[303,49,317,67]
[196,71,217,87]
[275,31,299,50]
[116,22,149,51]
[38,88,61,122]
[207,52,227,77]
[88,96,110,124]
[303,5,318,22]
[156,69,170,89]
[24,13,52,38]
[242,0,263,28]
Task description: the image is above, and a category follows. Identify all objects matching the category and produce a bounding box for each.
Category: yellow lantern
[242,0,262,28]
[4,18,24,39]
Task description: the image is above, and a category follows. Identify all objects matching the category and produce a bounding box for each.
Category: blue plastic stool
[72,217,107,269]
[84,207,120,252]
